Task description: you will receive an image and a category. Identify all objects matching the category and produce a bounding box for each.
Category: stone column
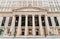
[45,15,50,35]
[39,15,44,36]
[51,17,56,35]
[57,16,60,34]
[16,16,21,36]
[57,16,60,26]
[10,16,15,37]
[51,17,55,27]
[4,17,9,36]
[32,15,35,36]
[0,17,3,27]
[25,15,28,36]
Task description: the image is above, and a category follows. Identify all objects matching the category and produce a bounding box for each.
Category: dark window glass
[1,17,6,26]
[54,17,59,26]
[48,17,52,26]
[35,15,39,26]
[28,29,32,35]
[21,15,26,26]
[15,16,19,26]
[28,15,32,26]
[21,29,25,35]
[8,17,12,26]
[36,29,39,35]
[41,15,45,26]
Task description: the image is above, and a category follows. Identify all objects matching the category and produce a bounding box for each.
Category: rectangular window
[54,17,59,26]
[21,29,25,35]
[8,17,12,26]
[28,29,32,35]
[35,15,39,26]
[15,16,19,26]
[1,17,6,26]
[41,16,45,26]
[48,17,52,26]
[28,15,32,26]
[36,29,39,35]
[21,15,26,26]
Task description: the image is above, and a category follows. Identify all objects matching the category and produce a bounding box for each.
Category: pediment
[13,7,48,12]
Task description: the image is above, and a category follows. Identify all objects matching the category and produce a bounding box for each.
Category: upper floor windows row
[0,15,60,27]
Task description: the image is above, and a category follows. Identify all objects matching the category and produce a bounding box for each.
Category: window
[21,15,26,26]
[1,17,6,26]
[7,27,10,34]
[35,15,39,26]
[28,29,32,35]
[28,15,32,26]
[21,29,25,35]
[48,17,52,26]
[15,15,19,26]
[8,17,12,26]
[41,15,45,26]
[54,17,59,26]
[14,28,17,36]
[36,29,39,35]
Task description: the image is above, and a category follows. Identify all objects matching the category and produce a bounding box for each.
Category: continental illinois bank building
[0,0,60,39]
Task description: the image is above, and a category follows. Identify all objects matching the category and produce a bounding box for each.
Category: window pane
[15,16,19,26]
[21,15,26,26]
[35,15,39,26]
[8,17,12,26]
[48,17,52,26]
[36,29,39,35]
[21,29,25,35]
[28,29,32,35]
[54,17,59,26]
[1,17,6,26]
[41,15,45,26]
[28,15,32,26]
[14,28,17,36]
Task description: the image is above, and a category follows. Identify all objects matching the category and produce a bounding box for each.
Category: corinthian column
[45,15,50,36]
[51,17,56,35]
[39,15,44,36]
[10,16,15,37]
[25,15,28,36]
[4,17,9,37]
[16,16,21,37]
[32,15,35,36]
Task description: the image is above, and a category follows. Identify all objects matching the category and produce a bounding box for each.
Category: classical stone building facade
[0,0,60,39]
